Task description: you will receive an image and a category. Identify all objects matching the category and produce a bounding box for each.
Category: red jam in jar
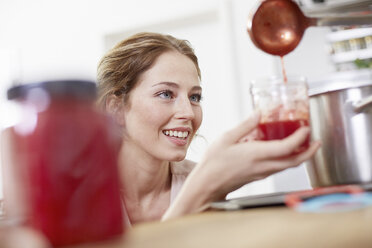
[258,119,310,154]
[7,80,124,246]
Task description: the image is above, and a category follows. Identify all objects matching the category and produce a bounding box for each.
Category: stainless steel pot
[306,69,372,187]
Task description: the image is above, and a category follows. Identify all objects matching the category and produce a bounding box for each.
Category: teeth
[163,130,189,139]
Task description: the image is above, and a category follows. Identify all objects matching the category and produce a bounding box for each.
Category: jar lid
[7,80,97,100]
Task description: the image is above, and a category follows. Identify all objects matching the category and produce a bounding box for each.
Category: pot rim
[308,69,372,97]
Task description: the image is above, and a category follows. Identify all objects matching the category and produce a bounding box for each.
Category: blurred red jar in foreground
[4,80,124,246]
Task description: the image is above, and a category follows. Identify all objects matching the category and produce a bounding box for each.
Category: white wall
[0,0,336,199]
[0,0,223,82]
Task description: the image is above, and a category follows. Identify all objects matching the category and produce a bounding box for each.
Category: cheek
[194,108,203,131]
[143,103,170,125]
[126,101,169,133]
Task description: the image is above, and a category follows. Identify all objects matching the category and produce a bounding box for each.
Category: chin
[170,153,187,162]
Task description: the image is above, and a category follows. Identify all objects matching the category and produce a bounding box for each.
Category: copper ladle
[247,0,372,56]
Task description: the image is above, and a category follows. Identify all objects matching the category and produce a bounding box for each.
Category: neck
[118,142,171,201]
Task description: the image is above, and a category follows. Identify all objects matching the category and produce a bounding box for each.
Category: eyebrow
[152,81,202,91]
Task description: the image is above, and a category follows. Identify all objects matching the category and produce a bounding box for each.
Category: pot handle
[353,95,372,113]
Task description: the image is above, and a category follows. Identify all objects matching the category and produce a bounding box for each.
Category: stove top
[211,183,372,211]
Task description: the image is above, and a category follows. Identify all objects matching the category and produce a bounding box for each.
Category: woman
[97,32,320,224]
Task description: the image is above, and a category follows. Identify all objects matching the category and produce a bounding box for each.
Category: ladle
[247,0,372,56]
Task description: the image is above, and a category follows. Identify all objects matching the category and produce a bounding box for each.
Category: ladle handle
[312,14,372,27]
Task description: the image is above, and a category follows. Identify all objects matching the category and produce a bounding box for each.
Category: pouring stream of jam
[280,56,287,83]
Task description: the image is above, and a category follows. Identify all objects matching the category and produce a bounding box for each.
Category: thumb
[221,111,260,144]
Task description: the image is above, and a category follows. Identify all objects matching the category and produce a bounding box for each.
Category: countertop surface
[69,205,372,248]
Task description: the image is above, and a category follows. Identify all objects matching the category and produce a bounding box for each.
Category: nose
[174,96,195,120]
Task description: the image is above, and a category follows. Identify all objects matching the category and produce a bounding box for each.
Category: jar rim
[7,80,97,100]
[249,75,307,87]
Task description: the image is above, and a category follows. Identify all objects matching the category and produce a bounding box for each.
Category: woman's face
[122,50,203,161]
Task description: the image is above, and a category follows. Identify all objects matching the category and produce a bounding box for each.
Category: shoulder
[170,159,196,176]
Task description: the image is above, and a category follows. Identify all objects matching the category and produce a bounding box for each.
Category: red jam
[258,119,310,154]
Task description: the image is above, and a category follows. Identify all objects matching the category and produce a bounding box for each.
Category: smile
[162,130,189,140]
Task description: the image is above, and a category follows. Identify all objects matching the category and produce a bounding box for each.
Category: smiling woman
[96,32,320,224]
[97,33,203,223]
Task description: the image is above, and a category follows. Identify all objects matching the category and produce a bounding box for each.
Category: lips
[162,127,192,146]
[162,130,189,139]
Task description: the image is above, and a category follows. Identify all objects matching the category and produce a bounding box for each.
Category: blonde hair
[96,32,201,109]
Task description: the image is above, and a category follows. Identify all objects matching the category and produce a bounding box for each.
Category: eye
[157,90,174,99]
[190,93,202,103]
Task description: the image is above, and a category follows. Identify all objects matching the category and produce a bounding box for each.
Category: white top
[122,160,196,226]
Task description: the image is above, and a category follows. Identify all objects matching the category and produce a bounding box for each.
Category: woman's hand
[197,111,321,199]
[163,112,321,220]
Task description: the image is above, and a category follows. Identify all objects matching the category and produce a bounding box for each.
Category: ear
[105,95,126,126]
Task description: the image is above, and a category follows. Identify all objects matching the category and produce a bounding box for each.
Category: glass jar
[249,76,310,154]
[3,80,124,246]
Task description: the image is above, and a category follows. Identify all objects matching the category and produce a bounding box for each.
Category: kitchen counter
[70,205,372,248]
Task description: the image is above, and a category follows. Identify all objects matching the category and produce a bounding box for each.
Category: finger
[253,141,321,175]
[250,127,311,159]
[289,140,322,166]
[221,111,260,144]
[238,128,261,143]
